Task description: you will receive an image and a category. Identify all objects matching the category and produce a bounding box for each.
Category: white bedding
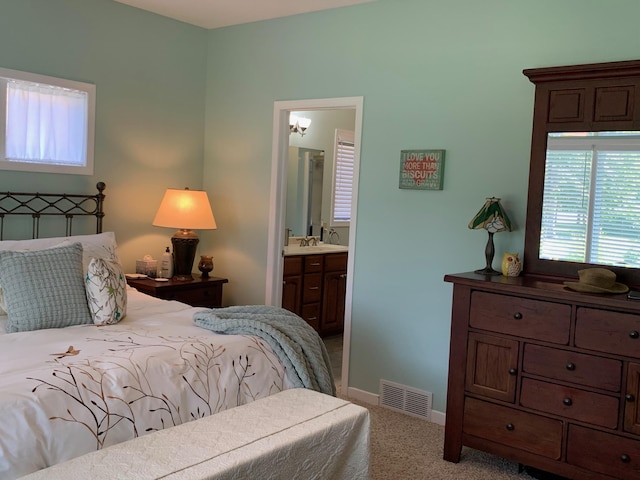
[21,389,370,480]
[0,288,295,479]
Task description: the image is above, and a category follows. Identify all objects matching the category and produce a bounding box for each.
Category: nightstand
[127,276,229,308]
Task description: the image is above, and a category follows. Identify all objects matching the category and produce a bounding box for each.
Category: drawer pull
[630,330,640,339]
[309,286,320,290]
[505,423,515,431]
[307,317,317,321]
[621,454,631,463]
[566,362,576,371]
[310,262,321,267]
[625,394,636,402]
[513,312,523,320]
[562,397,573,406]
[508,368,517,376]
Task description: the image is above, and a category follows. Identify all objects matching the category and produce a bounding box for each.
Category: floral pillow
[85,257,127,326]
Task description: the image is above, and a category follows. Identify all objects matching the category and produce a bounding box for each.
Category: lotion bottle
[159,246,173,278]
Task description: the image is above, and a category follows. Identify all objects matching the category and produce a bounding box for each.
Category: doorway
[266,96,364,393]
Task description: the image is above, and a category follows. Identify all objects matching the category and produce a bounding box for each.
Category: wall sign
[399,149,445,190]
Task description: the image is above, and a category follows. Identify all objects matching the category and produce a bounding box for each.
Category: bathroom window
[331,129,355,225]
[0,67,95,175]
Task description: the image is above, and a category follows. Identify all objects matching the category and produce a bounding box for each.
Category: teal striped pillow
[0,242,92,333]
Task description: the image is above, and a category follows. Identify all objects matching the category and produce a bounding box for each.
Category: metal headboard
[0,182,105,240]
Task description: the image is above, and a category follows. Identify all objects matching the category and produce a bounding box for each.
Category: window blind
[541,133,640,268]
[331,129,355,225]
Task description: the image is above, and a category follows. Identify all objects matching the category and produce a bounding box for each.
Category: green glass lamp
[468,197,512,275]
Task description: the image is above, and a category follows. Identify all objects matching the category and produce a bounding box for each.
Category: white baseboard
[344,386,446,426]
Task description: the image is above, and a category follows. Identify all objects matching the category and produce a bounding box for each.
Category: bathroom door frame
[266,96,363,392]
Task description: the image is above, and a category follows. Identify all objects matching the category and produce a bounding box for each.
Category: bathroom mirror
[285,147,324,236]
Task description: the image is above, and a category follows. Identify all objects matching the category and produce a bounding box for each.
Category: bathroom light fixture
[468,197,512,275]
[289,114,311,137]
[152,188,217,281]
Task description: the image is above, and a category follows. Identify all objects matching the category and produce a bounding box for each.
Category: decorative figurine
[501,252,522,277]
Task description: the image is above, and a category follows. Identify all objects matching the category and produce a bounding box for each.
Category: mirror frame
[523,59,640,288]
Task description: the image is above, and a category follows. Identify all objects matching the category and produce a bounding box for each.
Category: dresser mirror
[523,60,640,287]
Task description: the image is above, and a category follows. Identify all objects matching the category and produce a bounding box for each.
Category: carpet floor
[324,335,540,479]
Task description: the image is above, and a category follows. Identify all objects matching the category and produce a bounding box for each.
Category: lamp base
[171,229,199,281]
[474,266,502,276]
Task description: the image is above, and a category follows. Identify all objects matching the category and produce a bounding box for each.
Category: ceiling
[114,0,376,29]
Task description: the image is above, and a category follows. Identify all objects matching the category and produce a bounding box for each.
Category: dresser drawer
[575,308,640,358]
[463,397,562,459]
[470,292,571,344]
[568,425,640,480]
[520,378,619,428]
[523,344,622,392]
[302,273,322,303]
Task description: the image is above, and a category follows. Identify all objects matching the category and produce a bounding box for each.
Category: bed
[0,184,367,479]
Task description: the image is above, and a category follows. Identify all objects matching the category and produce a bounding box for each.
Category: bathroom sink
[283,244,348,256]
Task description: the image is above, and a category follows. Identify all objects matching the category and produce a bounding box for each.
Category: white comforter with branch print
[0,289,294,479]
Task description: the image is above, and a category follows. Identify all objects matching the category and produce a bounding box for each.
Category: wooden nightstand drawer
[463,397,562,459]
[523,343,622,391]
[568,425,640,479]
[575,307,640,357]
[127,276,228,308]
[160,285,221,308]
[470,291,571,344]
[520,378,619,428]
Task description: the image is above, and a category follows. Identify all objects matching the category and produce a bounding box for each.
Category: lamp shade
[468,197,512,233]
[152,188,217,230]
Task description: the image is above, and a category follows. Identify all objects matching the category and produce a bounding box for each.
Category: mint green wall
[203,0,640,411]
[0,0,206,269]
[2,0,640,414]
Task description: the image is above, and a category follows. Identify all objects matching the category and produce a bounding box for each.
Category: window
[330,129,355,226]
[0,67,95,175]
[541,132,640,268]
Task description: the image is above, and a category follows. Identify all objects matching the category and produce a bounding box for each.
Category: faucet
[299,236,319,247]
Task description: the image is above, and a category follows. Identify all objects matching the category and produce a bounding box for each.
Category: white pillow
[85,257,127,326]
[0,232,120,314]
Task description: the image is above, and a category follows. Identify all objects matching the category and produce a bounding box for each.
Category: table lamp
[152,188,217,281]
[468,197,512,275]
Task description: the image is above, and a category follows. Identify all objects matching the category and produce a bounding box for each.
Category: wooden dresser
[444,272,640,480]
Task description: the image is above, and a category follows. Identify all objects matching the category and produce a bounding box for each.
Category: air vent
[379,379,432,421]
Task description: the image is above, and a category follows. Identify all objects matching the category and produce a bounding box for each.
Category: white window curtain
[541,133,640,268]
[331,129,355,225]
[6,80,88,166]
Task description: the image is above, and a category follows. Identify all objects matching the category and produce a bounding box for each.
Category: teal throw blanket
[193,305,336,396]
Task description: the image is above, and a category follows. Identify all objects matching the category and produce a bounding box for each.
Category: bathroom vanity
[282,244,348,337]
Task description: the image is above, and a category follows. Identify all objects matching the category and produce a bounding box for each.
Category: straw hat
[564,268,629,294]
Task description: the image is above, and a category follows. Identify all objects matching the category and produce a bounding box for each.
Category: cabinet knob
[340,273,347,279]
[563,397,573,406]
[508,368,517,376]
[513,312,523,320]
[621,454,631,463]
[505,423,515,431]
[625,394,635,402]
[630,330,639,339]
[566,362,576,371]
